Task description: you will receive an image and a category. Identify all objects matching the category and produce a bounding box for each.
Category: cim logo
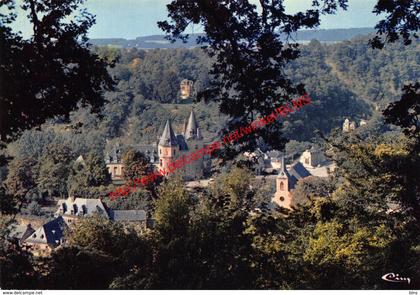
[381,273,411,284]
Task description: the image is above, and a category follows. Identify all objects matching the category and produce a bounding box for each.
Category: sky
[11,0,382,39]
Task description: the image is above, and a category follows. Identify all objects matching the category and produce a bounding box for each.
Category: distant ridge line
[89,27,376,49]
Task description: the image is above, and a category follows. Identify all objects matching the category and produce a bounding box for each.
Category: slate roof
[136,144,159,163]
[24,216,68,246]
[56,197,109,219]
[8,224,35,243]
[288,162,311,189]
[109,210,147,222]
[176,134,189,151]
[159,119,178,147]
[185,110,202,140]
[105,144,122,164]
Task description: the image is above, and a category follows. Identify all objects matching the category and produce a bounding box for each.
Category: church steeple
[278,154,290,178]
[159,119,178,147]
[185,109,202,140]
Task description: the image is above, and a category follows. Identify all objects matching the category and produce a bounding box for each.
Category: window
[159,149,161,155]
[113,167,117,176]
[40,234,44,239]
[280,196,285,202]
[305,158,309,164]
[160,159,163,166]
[121,167,124,176]
[280,181,285,190]
[174,149,176,155]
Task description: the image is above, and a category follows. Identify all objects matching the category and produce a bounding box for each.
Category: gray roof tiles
[109,210,147,222]
[159,119,178,147]
[24,216,68,246]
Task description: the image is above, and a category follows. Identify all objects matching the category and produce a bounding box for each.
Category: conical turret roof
[185,109,201,140]
[159,119,178,147]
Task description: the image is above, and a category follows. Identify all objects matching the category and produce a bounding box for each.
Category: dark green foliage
[37,144,74,198]
[0,0,114,142]
[369,0,419,49]
[67,152,111,197]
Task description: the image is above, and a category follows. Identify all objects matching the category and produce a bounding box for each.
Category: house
[272,156,311,209]
[22,216,68,256]
[20,197,149,256]
[105,143,124,180]
[299,148,326,168]
[55,197,109,224]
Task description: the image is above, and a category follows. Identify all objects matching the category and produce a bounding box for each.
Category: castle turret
[158,120,179,171]
[184,109,202,140]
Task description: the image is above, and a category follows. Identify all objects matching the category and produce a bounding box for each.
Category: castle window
[113,167,117,176]
[121,167,124,176]
[159,149,161,155]
[174,149,176,155]
[160,159,162,166]
[280,181,285,191]
[280,197,285,202]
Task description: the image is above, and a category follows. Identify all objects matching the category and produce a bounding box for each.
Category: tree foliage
[0,0,114,142]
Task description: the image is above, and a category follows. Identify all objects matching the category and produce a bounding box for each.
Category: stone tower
[158,119,179,171]
[184,109,204,180]
[272,156,293,209]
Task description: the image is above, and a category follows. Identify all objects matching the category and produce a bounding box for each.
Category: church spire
[159,119,178,147]
[278,154,290,178]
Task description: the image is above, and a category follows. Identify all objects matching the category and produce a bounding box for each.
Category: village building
[105,143,125,180]
[272,156,311,209]
[20,197,148,256]
[299,148,326,168]
[180,79,194,99]
[22,216,68,256]
[158,109,205,180]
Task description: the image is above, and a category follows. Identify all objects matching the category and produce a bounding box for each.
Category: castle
[105,109,205,181]
[180,79,194,99]
[343,118,367,132]
[158,109,204,180]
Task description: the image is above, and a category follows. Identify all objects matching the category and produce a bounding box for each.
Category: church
[272,156,312,209]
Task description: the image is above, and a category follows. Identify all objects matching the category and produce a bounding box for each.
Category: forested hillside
[92,36,418,144]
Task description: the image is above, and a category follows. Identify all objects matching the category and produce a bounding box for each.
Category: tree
[3,157,38,210]
[291,176,335,207]
[0,0,114,142]
[37,144,74,198]
[122,148,160,200]
[369,0,419,49]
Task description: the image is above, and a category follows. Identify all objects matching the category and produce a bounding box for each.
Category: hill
[89,27,376,49]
